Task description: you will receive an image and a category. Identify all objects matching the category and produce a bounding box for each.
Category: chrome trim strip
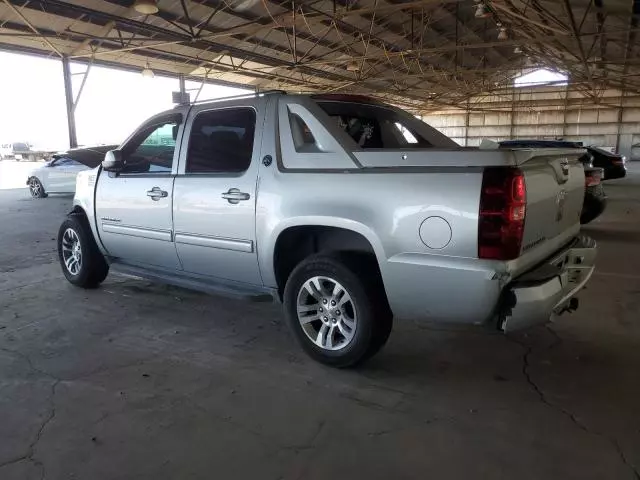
[174,232,253,253]
[102,223,172,242]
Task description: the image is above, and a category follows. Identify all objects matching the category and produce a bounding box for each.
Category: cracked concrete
[1,166,640,479]
[511,329,640,480]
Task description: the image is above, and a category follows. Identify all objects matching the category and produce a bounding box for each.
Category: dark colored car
[500,140,626,180]
[588,146,627,180]
[499,140,606,224]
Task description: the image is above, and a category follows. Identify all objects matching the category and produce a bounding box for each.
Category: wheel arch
[69,205,87,217]
[67,202,107,256]
[269,219,387,299]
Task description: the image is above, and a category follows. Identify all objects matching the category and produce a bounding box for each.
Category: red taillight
[478,168,526,260]
[585,171,601,187]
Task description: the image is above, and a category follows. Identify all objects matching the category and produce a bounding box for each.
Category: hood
[60,145,118,168]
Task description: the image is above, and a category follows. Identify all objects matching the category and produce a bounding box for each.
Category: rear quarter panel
[256,166,504,323]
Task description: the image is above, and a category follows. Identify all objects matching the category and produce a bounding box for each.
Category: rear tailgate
[513,148,585,264]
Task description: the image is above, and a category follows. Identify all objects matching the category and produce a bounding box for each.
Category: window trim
[276,99,357,170]
[181,105,258,177]
[119,113,183,177]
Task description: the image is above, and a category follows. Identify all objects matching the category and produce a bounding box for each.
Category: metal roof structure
[1,0,639,113]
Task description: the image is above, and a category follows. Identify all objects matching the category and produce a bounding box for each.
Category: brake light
[612,158,624,166]
[478,168,526,260]
[585,171,601,187]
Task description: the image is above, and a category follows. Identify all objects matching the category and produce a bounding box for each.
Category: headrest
[209,131,241,147]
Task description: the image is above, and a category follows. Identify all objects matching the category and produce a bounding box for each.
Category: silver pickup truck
[57,92,596,367]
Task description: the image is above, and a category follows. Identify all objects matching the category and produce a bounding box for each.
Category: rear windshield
[316,101,456,149]
[590,146,617,157]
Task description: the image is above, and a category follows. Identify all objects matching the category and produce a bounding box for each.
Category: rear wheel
[28,177,47,198]
[284,254,392,368]
[58,214,109,288]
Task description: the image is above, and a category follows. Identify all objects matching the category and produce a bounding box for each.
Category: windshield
[316,101,457,149]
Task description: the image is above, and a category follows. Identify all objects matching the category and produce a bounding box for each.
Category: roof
[1,0,639,112]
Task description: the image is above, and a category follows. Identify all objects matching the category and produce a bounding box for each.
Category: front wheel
[58,214,109,288]
[28,177,47,198]
[283,254,392,368]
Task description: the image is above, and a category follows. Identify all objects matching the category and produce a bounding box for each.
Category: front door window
[122,121,178,174]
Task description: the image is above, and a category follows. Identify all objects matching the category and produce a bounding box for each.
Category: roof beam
[1,0,63,56]
[562,0,594,91]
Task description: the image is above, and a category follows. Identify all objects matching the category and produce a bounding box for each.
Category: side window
[186,108,256,174]
[394,122,419,144]
[55,157,81,166]
[122,121,178,174]
[289,113,320,153]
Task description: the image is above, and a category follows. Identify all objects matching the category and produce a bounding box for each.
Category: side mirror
[102,150,124,173]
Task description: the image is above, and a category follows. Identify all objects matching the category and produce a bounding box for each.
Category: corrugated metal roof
[1,0,638,112]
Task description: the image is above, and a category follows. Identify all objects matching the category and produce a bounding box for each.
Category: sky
[514,68,568,87]
[0,51,249,151]
[0,51,569,151]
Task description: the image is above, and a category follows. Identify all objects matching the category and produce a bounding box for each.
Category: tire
[28,177,47,198]
[283,253,393,368]
[580,208,599,225]
[57,214,109,288]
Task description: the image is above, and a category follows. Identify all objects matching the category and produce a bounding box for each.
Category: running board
[110,262,275,302]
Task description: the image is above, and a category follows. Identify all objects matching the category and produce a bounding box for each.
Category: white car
[27,145,115,198]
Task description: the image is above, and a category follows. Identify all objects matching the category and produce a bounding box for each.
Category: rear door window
[186,108,256,174]
[317,102,432,149]
[315,100,457,149]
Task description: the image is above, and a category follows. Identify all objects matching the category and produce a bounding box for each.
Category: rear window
[590,146,617,157]
[316,101,449,149]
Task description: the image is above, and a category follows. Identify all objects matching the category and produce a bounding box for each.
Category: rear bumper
[499,235,597,332]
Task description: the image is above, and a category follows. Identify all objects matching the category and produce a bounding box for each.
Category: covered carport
[1,1,640,479]
[1,0,639,149]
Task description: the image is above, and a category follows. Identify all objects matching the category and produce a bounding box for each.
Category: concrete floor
[1,161,639,480]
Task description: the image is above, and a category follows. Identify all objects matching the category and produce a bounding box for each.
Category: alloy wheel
[296,276,357,351]
[61,228,82,275]
[29,178,42,197]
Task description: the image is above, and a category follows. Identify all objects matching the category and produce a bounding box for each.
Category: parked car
[499,140,626,180]
[588,146,626,180]
[57,92,596,367]
[27,145,116,198]
[499,140,607,224]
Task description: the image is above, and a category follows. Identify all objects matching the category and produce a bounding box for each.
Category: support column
[561,86,569,139]
[179,74,186,97]
[174,74,190,104]
[464,99,470,147]
[62,56,78,148]
[615,91,625,154]
[509,88,517,140]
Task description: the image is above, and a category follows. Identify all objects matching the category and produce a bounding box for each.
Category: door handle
[221,188,250,204]
[147,187,168,201]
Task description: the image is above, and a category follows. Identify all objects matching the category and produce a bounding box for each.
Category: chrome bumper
[500,235,597,332]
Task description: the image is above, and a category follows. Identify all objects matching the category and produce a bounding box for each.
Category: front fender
[71,168,106,255]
